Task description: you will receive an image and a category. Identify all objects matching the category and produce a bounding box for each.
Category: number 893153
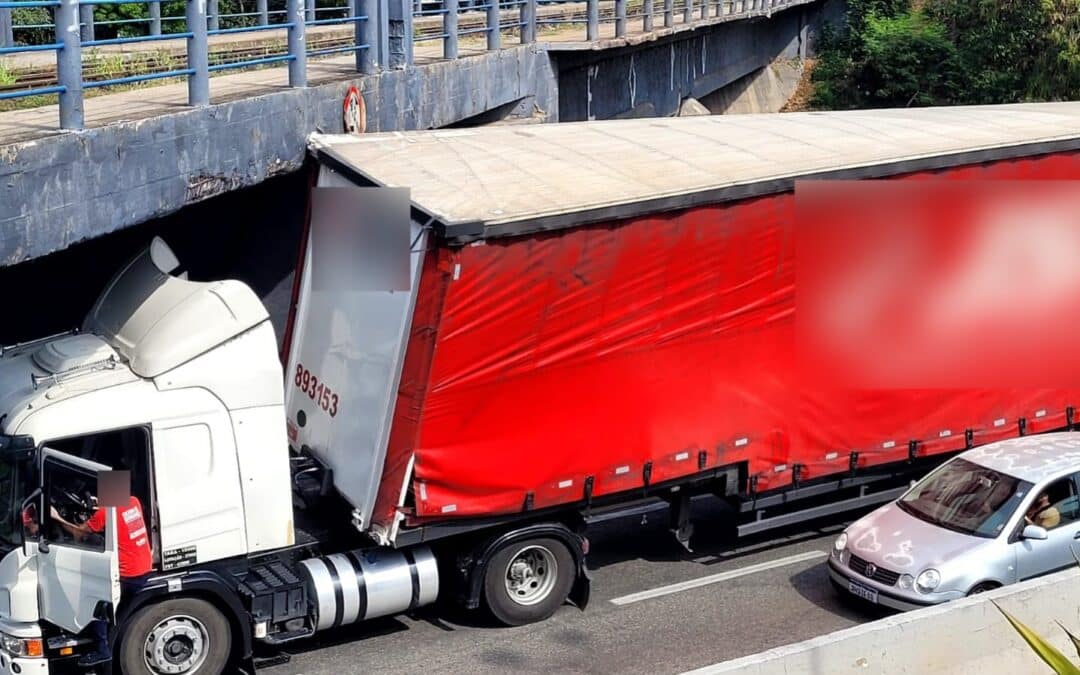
[294,364,339,417]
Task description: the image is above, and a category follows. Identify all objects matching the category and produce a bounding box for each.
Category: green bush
[11,6,54,45]
[856,11,959,107]
[811,0,1080,109]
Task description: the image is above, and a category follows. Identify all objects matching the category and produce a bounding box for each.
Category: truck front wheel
[482,537,575,626]
[118,597,232,675]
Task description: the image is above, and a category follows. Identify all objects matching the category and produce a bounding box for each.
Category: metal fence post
[585,0,597,40]
[208,0,218,30]
[186,0,210,105]
[486,0,499,50]
[257,0,268,24]
[377,0,390,67]
[79,2,94,42]
[443,0,457,58]
[287,0,307,86]
[0,8,13,48]
[519,0,534,43]
[57,0,83,129]
[643,0,651,31]
[614,0,625,37]
[355,0,374,72]
[149,0,161,34]
[386,0,410,68]
[304,0,314,22]
[683,0,691,23]
[699,0,706,20]
[662,0,671,27]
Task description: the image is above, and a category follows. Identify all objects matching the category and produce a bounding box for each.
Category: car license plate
[849,580,878,604]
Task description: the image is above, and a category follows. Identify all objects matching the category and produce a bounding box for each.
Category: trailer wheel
[483,537,575,626]
[118,597,232,675]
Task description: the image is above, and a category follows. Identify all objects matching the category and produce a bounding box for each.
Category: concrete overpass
[0,0,838,267]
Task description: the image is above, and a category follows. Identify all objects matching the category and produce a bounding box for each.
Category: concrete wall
[0,46,557,266]
[554,5,811,121]
[688,568,1080,675]
[699,59,803,114]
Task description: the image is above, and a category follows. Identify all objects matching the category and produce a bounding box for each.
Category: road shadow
[788,563,895,623]
[253,601,491,666]
[583,494,880,571]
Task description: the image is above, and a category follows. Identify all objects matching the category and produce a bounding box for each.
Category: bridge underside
[0,0,835,268]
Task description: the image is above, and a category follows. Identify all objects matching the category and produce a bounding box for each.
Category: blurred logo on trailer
[795,181,1080,389]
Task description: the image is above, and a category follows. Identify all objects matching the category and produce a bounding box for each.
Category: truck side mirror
[1022,524,1048,541]
[19,489,42,557]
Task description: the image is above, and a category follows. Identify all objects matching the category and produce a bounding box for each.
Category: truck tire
[117,597,232,675]
[482,537,575,626]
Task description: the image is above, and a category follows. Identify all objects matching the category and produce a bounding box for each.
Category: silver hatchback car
[828,432,1080,611]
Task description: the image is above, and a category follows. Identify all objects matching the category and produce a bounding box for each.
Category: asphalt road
[263,498,891,675]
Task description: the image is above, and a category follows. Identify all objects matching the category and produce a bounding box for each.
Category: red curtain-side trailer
[289,103,1080,542]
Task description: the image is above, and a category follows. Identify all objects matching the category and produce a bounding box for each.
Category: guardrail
[0,0,799,130]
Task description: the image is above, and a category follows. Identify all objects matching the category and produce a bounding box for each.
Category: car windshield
[898,458,1032,538]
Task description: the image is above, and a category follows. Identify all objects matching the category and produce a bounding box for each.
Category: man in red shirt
[52,494,153,577]
[52,494,153,666]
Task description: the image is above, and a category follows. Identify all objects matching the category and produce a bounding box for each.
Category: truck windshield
[0,438,33,550]
[897,458,1031,539]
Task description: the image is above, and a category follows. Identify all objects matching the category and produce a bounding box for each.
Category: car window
[898,458,1030,538]
[1025,478,1077,531]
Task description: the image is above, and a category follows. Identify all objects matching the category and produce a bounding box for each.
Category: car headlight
[898,574,915,590]
[833,532,848,556]
[1,632,43,658]
[915,569,941,594]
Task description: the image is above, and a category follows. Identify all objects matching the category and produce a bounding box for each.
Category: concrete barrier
[686,568,1080,675]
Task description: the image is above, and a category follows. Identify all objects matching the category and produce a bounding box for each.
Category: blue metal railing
[0,0,68,122]
[0,0,798,130]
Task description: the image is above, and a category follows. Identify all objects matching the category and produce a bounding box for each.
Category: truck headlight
[915,569,941,594]
[833,532,848,557]
[1,633,43,658]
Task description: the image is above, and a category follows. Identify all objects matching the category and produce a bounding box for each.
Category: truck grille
[848,554,900,586]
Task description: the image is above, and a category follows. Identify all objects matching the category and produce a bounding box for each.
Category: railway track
[0,2,636,95]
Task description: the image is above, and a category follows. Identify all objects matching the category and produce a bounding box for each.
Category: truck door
[35,448,121,634]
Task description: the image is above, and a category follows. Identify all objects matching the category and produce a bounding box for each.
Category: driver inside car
[1024,491,1061,530]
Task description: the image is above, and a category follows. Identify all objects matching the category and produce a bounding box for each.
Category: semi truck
[1,101,1080,675]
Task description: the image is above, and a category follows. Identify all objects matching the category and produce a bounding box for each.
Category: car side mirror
[1022,524,1048,541]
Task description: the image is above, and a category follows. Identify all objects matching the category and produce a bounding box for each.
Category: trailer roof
[308,102,1080,243]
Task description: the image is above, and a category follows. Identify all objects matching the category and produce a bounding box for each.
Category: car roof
[961,432,1080,484]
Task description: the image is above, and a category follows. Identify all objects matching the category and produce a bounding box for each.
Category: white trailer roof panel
[308,102,1080,242]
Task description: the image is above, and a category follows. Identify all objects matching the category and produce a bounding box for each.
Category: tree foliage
[811,0,1080,108]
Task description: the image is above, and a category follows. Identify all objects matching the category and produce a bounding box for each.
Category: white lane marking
[609,550,828,606]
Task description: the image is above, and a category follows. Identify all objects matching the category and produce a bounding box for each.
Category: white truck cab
[0,190,589,675]
[0,239,294,673]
